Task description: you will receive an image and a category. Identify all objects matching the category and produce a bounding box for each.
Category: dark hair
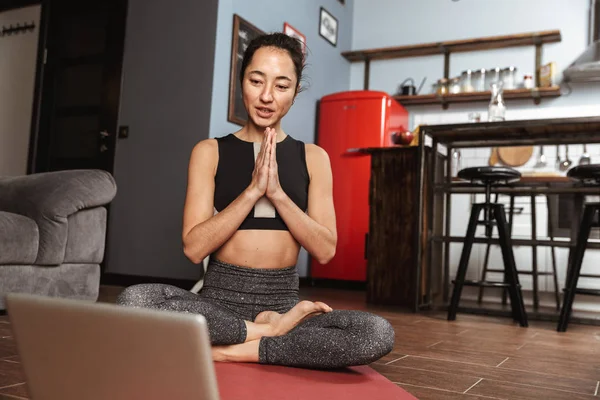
[239,32,306,94]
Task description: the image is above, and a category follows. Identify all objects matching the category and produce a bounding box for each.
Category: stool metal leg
[478,242,491,304]
[531,195,540,311]
[448,204,483,321]
[502,195,516,306]
[478,194,514,305]
[546,195,560,310]
[493,204,528,327]
[478,193,499,304]
[557,204,597,332]
[566,194,585,287]
[509,194,515,235]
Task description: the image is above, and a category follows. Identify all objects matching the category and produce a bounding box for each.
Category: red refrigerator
[310,90,409,282]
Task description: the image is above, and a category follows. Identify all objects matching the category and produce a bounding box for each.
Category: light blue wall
[350,0,599,121]
[209,0,354,276]
[210,0,354,141]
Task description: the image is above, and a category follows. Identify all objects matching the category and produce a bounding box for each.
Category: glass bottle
[451,149,462,177]
[488,82,506,122]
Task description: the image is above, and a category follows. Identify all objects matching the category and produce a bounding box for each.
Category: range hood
[563,0,600,82]
[563,41,600,82]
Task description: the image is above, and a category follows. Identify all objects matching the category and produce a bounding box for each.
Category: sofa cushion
[64,207,107,264]
[0,169,117,265]
[0,263,100,309]
[0,211,38,264]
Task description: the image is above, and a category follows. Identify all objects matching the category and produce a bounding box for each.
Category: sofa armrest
[0,169,117,264]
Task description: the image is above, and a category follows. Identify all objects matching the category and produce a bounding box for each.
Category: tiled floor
[1,286,599,399]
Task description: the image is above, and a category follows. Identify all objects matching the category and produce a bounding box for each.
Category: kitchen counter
[348,146,444,311]
[420,116,600,147]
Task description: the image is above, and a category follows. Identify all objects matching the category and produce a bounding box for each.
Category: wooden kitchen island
[359,116,600,322]
[349,146,444,312]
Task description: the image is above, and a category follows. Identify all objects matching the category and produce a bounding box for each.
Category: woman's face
[242,46,297,129]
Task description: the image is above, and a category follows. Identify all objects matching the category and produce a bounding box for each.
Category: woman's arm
[267,139,337,264]
[182,136,270,264]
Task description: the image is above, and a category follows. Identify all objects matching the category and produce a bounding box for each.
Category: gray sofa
[0,169,117,309]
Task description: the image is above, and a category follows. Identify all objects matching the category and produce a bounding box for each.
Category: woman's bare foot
[254,300,332,336]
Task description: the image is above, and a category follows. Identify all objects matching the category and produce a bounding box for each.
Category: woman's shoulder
[191,133,236,155]
[304,143,332,180]
[191,137,218,154]
[189,138,220,170]
[304,143,330,161]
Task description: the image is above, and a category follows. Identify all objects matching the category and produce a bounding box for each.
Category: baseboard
[300,277,367,291]
[100,273,198,290]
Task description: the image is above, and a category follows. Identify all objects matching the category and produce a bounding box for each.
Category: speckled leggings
[115,259,395,369]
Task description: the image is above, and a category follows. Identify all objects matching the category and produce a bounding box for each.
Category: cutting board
[498,146,534,167]
[488,148,499,166]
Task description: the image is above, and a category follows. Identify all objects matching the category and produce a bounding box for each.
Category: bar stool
[448,166,528,327]
[557,164,600,332]
[478,193,561,311]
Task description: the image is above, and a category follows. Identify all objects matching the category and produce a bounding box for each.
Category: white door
[0,5,41,176]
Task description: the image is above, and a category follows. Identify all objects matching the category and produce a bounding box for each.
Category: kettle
[398,77,426,96]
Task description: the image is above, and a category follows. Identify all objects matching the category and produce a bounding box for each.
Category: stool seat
[567,164,600,184]
[458,167,521,184]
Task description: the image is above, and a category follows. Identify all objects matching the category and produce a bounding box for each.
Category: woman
[116,32,395,369]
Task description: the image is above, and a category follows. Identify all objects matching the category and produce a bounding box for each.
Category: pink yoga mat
[214,363,417,400]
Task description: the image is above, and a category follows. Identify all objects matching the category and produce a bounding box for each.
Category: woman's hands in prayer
[265,127,284,201]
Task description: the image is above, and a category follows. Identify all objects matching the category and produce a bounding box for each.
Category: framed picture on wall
[319,7,338,47]
[228,14,265,126]
[283,22,307,57]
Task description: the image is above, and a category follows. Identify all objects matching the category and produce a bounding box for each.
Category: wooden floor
[0,286,599,399]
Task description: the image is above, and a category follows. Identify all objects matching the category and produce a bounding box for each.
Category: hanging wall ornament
[0,20,36,37]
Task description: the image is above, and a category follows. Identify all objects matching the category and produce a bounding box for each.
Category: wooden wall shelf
[342,30,561,62]
[342,30,562,103]
[393,86,561,108]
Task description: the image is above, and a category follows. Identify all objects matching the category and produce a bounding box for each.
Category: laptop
[5,293,220,400]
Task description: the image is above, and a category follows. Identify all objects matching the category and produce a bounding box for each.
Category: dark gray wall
[105,0,218,280]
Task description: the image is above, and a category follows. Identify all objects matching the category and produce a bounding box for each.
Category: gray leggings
[115,259,395,369]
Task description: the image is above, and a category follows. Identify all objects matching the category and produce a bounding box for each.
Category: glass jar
[472,68,487,92]
[436,78,448,95]
[523,74,534,89]
[500,66,518,90]
[485,67,501,90]
[461,69,474,92]
[449,77,461,94]
[468,112,481,123]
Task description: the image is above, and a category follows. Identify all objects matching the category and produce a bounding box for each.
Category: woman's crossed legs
[116,283,394,370]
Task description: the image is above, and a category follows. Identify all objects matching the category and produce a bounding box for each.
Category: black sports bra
[214,133,309,231]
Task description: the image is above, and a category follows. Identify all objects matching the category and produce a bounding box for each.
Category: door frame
[2,0,128,174]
